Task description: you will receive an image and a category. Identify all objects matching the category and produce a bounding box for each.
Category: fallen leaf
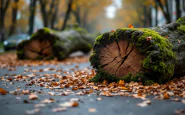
[128,24,134,28]
[111,30,115,32]
[24,100,29,103]
[137,100,151,107]
[97,97,102,101]
[22,90,29,95]
[34,104,46,108]
[59,101,79,108]
[163,92,170,99]
[182,100,185,104]
[70,98,80,102]
[52,107,66,112]
[118,80,124,86]
[41,99,55,103]
[103,80,108,85]
[178,39,181,44]
[72,102,79,107]
[25,109,40,114]
[175,109,185,115]
[146,36,152,41]
[29,93,38,100]
[0,88,8,95]
[88,108,97,113]
[165,36,168,38]
[48,92,55,96]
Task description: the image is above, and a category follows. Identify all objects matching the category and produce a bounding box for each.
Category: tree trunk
[17,27,94,60]
[72,6,81,26]
[61,0,73,30]
[0,0,10,41]
[39,0,48,27]
[82,9,88,28]
[183,0,185,11]
[50,0,59,29]
[9,0,19,36]
[90,17,185,85]
[155,1,158,26]
[148,5,152,27]
[157,0,171,23]
[143,6,147,27]
[176,0,181,20]
[28,0,37,35]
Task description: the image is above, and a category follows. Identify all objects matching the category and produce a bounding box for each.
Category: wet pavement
[0,62,184,115]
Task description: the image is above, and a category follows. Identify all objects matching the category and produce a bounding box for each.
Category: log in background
[17,27,95,60]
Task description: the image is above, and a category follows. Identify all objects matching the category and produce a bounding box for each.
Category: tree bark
[50,0,59,29]
[176,0,181,20]
[90,17,185,85]
[39,0,48,27]
[28,0,37,35]
[183,0,185,11]
[17,27,94,60]
[72,6,81,25]
[0,0,10,41]
[61,0,73,30]
[157,0,171,23]
[9,0,19,36]
[155,1,158,26]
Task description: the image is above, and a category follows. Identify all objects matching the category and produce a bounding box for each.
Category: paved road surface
[0,62,184,115]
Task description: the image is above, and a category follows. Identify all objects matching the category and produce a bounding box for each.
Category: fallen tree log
[90,17,185,85]
[17,27,94,60]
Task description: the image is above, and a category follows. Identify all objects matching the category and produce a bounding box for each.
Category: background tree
[9,0,19,36]
[156,0,171,23]
[176,0,181,20]
[39,0,59,28]
[61,0,73,30]
[0,0,10,41]
[28,0,37,35]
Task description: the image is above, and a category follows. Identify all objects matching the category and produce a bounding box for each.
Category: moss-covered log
[90,17,185,85]
[17,27,94,60]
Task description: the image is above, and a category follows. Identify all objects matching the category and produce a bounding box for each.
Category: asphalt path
[0,62,184,115]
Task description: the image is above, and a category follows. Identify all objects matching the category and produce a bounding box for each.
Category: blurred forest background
[0,0,185,42]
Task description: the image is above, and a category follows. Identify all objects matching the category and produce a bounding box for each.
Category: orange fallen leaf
[163,92,170,99]
[128,24,134,28]
[103,80,108,85]
[165,36,168,38]
[111,30,115,32]
[121,87,128,90]
[118,80,124,86]
[72,102,79,107]
[72,87,78,91]
[0,88,7,95]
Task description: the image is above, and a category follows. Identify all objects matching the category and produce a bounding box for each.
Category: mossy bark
[17,27,94,60]
[90,17,185,85]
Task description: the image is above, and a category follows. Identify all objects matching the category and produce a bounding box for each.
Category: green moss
[177,25,185,32]
[144,80,155,85]
[16,50,24,59]
[30,28,58,42]
[176,17,185,23]
[64,25,88,34]
[89,70,119,83]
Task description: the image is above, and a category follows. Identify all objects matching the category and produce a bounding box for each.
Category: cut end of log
[99,40,145,77]
[17,28,58,60]
[24,40,53,59]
